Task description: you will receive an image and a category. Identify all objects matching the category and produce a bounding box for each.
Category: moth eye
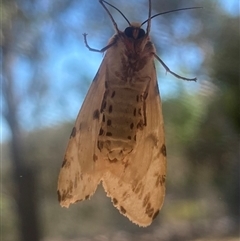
[137,29,145,39]
[124,27,133,38]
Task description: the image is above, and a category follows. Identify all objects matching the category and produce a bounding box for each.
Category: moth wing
[102,64,167,226]
[57,59,107,207]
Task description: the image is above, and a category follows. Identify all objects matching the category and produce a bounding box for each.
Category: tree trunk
[3,49,41,241]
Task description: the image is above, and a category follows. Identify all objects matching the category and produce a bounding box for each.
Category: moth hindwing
[58,0,196,227]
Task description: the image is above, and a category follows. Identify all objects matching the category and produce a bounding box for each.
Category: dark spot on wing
[130,123,134,129]
[97,140,103,150]
[60,189,73,202]
[137,120,144,130]
[109,105,113,113]
[143,101,147,126]
[113,198,118,205]
[145,203,154,218]
[155,174,166,187]
[102,114,106,122]
[106,132,112,136]
[152,210,159,220]
[138,108,142,116]
[70,127,76,138]
[124,161,129,169]
[93,109,100,120]
[120,206,126,214]
[161,144,167,157]
[107,119,112,126]
[101,101,107,111]
[143,193,150,207]
[133,108,137,116]
[93,154,98,162]
[99,128,104,136]
[134,135,136,141]
[111,91,115,98]
[127,136,131,140]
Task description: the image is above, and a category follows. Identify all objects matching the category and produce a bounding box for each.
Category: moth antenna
[146,0,152,35]
[141,7,202,26]
[100,0,131,33]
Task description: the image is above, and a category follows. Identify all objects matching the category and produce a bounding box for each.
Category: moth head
[124,23,146,40]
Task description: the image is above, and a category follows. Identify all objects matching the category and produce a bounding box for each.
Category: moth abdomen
[98,84,148,161]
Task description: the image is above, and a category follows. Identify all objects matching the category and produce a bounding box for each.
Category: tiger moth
[57,0,197,227]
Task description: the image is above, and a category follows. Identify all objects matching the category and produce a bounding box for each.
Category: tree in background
[2,2,42,240]
[1,0,82,240]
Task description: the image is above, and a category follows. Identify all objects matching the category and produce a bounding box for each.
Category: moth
[58,0,197,227]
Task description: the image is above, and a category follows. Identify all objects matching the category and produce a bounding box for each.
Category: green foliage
[211,17,240,132]
[186,15,239,218]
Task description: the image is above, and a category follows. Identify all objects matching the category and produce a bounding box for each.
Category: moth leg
[83,33,117,53]
[153,53,197,81]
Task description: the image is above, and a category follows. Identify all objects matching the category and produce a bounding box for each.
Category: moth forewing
[58,0,196,227]
[57,61,108,207]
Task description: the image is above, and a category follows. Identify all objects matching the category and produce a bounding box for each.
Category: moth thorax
[130,22,141,28]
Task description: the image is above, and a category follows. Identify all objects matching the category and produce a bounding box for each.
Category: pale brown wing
[57,58,108,207]
[102,63,167,226]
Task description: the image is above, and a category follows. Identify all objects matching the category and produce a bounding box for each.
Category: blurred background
[1,0,239,240]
